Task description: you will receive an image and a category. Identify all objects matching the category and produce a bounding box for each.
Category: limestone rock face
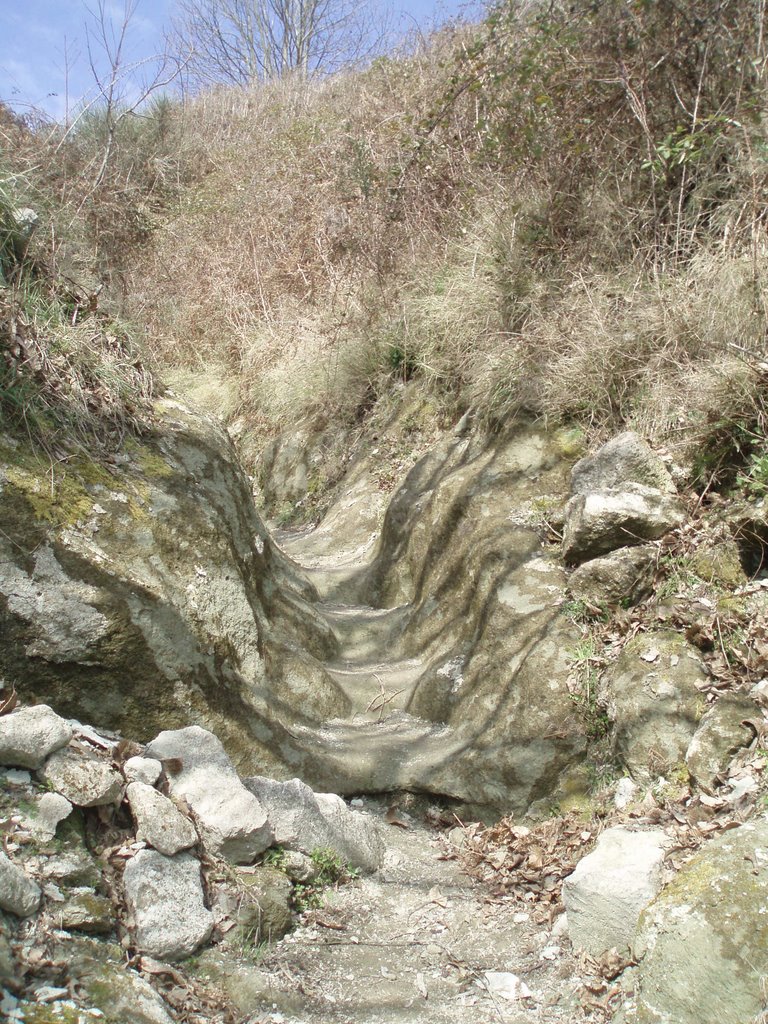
[0,408,618,814]
[244,776,383,873]
[274,423,589,816]
[40,746,123,807]
[123,849,213,961]
[146,726,272,863]
[632,819,768,1024]
[685,694,756,793]
[600,632,706,780]
[0,850,41,917]
[563,827,668,955]
[0,401,342,778]
[0,704,73,768]
[126,781,198,856]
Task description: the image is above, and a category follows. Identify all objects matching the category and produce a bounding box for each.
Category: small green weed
[737,446,768,499]
[292,848,359,913]
[567,635,611,742]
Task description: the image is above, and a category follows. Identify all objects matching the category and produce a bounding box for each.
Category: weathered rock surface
[59,892,114,934]
[563,485,683,565]
[563,827,668,955]
[571,432,676,496]
[146,726,272,862]
[126,781,198,856]
[563,433,681,565]
[687,537,747,588]
[0,704,72,768]
[54,937,174,1024]
[0,851,41,917]
[599,632,706,780]
[685,693,756,793]
[244,776,384,872]
[632,818,768,1024]
[217,865,293,946]
[568,544,657,606]
[40,746,123,807]
[0,402,340,780]
[123,849,213,961]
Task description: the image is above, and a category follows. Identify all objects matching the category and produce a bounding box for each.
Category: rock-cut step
[326,657,424,720]
[318,602,410,661]
[289,712,468,796]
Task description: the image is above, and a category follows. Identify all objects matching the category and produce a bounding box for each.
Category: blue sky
[0,0,480,121]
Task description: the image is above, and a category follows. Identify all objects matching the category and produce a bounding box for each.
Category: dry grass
[5,2,767,484]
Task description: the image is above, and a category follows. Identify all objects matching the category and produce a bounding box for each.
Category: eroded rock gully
[0,404,590,817]
[2,405,767,1024]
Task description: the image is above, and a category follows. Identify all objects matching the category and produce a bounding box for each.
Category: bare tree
[84,0,186,185]
[173,0,390,87]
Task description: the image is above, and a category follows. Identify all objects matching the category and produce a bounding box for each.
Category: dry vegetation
[3,0,768,484]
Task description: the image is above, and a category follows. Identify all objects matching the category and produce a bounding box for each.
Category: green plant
[567,636,611,743]
[263,845,286,868]
[737,445,768,498]
[291,848,359,913]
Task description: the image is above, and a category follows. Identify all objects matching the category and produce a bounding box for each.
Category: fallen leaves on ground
[460,812,598,920]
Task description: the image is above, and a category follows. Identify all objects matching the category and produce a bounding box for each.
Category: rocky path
[252,807,584,1024]
[253,527,585,1024]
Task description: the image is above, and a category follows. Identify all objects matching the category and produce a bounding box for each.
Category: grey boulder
[40,746,123,807]
[571,432,676,496]
[632,818,768,1024]
[123,849,213,961]
[244,776,384,873]
[568,544,657,606]
[0,704,73,769]
[599,632,706,780]
[22,791,72,840]
[685,694,756,794]
[146,726,272,863]
[563,485,683,565]
[123,756,163,786]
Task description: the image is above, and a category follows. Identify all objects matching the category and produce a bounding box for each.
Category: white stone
[563,826,668,955]
[123,756,162,786]
[123,849,213,961]
[0,705,73,769]
[126,782,198,856]
[480,972,531,1002]
[146,727,271,863]
[613,777,638,810]
[40,747,123,807]
[23,792,72,840]
[0,851,42,917]
[244,776,383,873]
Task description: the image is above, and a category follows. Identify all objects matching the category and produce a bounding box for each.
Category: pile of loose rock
[0,704,383,1023]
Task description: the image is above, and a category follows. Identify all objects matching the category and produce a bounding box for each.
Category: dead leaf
[0,686,18,716]
[385,806,411,829]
